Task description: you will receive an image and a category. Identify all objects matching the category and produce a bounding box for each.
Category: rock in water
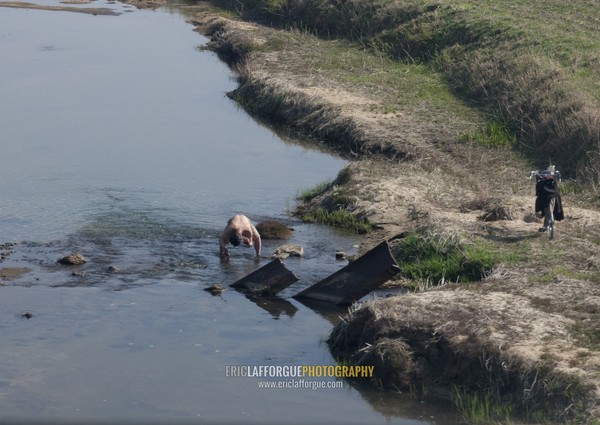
[204,284,225,295]
[335,251,347,260]
[272,244,304,259]
[256,220,293,239]
[57,253,87,265]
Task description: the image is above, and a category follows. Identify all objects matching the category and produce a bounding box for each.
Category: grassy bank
[188,1,600,422]
[295,168,374,233]
[328,294,596,424]
[208,0,600,189]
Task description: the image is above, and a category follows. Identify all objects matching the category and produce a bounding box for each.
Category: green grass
[301,208,373,233]
[212,0,600,182]
[461,121,517,149]
[297,166,357,203]
[537,266,600,285]
[572,322,600,351]
[296,168,372,233]
[297,180,332,202]
[451,384,514,424]
[393,228,520,286]
[311,42,476,114]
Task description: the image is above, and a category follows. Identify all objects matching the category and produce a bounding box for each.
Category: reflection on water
[0,1,460,424]
[244,294,299,319]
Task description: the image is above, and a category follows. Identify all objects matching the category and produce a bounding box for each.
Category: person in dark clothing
[534,171,564,231]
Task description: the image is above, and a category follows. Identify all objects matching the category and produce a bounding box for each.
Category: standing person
[534,165,564,231]
[219,214,262,259]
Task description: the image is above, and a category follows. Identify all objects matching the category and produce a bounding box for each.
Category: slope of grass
[207,0,600,187]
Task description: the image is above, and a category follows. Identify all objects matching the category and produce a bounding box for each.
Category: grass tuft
[451,384,514,424]
[297,180,332,202]
[461,121,517,149]
[301,208,372,233]
[392,227,518,286]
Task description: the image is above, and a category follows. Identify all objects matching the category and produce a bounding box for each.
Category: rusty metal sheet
[229,258,299,295]
[293,241,400,305]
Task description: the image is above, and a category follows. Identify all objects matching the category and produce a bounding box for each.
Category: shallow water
[0,2,460,423]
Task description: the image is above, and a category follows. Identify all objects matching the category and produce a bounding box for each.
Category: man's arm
[251,224,261,257]
[219,230,230,259]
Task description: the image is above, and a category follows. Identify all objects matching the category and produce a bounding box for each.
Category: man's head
[229,233,242,247]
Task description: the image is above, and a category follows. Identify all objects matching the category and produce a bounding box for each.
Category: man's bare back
[219,214,262,259]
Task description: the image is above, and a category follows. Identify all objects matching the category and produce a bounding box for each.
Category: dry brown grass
[460,196,514,222]
[329,293,598,421]
[446,49,600,181]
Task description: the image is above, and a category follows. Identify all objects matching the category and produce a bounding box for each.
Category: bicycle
[530,167,561,240]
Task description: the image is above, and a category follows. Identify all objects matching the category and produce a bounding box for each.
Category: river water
[0,1,460,423]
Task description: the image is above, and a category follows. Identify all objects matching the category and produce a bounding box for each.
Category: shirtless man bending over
[219,214,262,259]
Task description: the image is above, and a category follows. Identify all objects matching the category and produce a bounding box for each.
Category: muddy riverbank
[185,2,600,423]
